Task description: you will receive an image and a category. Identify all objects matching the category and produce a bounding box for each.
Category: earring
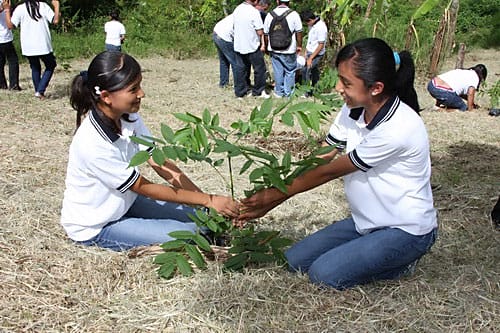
[371,92,376,96]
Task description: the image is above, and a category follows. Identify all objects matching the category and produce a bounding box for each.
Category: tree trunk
[365,0,375,19]
[444,0,460,56]
[455,43,466,69]
[428,11,448,77]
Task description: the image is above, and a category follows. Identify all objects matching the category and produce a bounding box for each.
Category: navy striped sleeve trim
[348,149,371,172]
[117,170,140,193]
[325,134,346,150]
[146,146,154,155]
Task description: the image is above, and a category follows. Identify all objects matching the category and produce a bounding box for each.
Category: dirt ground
[0,48,499,332]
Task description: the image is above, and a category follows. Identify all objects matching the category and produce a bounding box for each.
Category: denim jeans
[427,80,467,111]
[0,41,20,89]
[271,52,297,97]
[302,52,323,91]
[105,44,122,52]
[27,53,57,95]
[286,217,438,290]
[234,49,266,97]
[213,33,238,88]
[77,195,201,251]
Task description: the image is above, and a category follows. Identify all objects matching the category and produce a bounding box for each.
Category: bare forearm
[150,159,202,192]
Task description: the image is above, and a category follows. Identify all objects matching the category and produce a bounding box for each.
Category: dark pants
[0,41,20,89]
[27,52,57,95]
[302,53,324,93]
[234,49,266,97]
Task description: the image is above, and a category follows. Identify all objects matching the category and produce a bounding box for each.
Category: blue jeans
[302,52,323,91]
[427,80,467,111]
[213,33,238,88]
[271,52,297,97]
[105,44,122,52]
[286,217,438,290]
[0,41,20,89]
[77,195,201,251]
[234,49,266,97]
[27,53,57,95]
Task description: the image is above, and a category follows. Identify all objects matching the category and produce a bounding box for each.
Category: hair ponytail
[70,72,96,129]
[26,0,42,21]
[395,50,420,113]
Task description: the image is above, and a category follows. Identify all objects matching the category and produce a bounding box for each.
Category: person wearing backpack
[263,0,302,98]
[301,10,327,97]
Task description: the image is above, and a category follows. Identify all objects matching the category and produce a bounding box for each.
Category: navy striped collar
[89,108,120,143]
[348,95,400,130]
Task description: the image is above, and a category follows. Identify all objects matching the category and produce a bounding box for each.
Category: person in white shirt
[2,0,59,99]
[239,38,438,290]
[300,10,327,97]
[62,51,239,251]
[104,9,126,52]
[263,0,302,97]
[0,3,21,90]
[213,14,237,88]
[427,64,487,111]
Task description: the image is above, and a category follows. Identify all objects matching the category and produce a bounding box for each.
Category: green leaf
[130,136,155,147]
[211,113,220,127]
[202,109,211,125]
[412,0,440,21]
[174,127,193,143]
[228,245,246,254]
[280,111,294,126]
[175,254,193,276]
[161,124,175,143]
[223,253,248,271]
[249,167,265,182]
[193,233,212,252]
[151,148,166,165]
[153,252,178,264]
[174,112,201,124]
[258,98,273,119]
[128,150,150,167]
[157,262,177,279]
[185,244,207,270]
[249,252,275,263]
[270,237,294,249]
[168,230,195,240]
[206,219,219,233]
[213,159,224,167]
[195,123,209,149]
[281,152,291,170]
[162,146,178,160]
[239,160,254,175]
[160,239,186,251]
[267,171,288,194]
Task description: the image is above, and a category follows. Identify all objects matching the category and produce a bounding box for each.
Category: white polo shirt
[326,96,437,235]
[263,6,302,54]
[233,2,263,54]
[10,2,54,56]
[438,69,479,96]
[61,109,152,241]
[213,14,234,43]
[0,11,14,43]
[104,20,126,46]
[305,19,327,55]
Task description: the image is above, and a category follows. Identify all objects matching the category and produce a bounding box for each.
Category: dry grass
[0,50,499,332]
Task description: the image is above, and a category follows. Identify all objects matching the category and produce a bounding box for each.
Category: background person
[213,13,237,88]
[300,10,327,97]
[62,51,239,251]
[0,2,21,90]
[104,9,126,52]
[239,38,437,290]
[427,64,487,112]
[2,0,60,99]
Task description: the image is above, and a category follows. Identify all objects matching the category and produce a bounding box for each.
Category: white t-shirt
[104,20,126,46]
[10,2,54,56]
[263,6,302,54]
[305,19,327,55]
[61,110,152,241]
[326,97,437,236]
[213,14,234,43]
[438,69,479,96]
[233,2,263,54]
[0,11,14,43]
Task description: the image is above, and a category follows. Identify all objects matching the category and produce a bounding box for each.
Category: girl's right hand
[207,195,240,218]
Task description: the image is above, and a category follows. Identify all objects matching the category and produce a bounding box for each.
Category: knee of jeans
[308,265,350,290]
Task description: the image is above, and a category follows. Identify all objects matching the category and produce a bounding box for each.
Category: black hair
[109,9,120,21]
[468,64,487,89]
[25,0,42,21]
[70,51,142,130]
[335,38,420,113]
[300,10,316,22]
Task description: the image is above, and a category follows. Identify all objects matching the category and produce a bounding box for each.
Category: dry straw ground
[1,49,499,332]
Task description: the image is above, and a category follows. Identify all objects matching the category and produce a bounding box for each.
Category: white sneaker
[256,91,270,99]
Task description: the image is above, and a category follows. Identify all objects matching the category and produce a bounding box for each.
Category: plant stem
[228,156,235,199]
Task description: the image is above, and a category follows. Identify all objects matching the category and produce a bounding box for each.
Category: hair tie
[79,70,88,83]
[393,51,401,66]
[94,86,101,95]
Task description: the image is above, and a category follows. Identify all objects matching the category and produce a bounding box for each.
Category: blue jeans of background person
[286,217,437,290]
[302,52,323,93]
[105,44,122,52]
[427,80,467,111]
[27,53,57,95]
[0,41,20,89]
[213,32,238,88]
[77,195,200,251]
[271,52,297,97]
[234,49,266,97]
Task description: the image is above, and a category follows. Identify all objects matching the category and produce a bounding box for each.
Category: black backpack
[269,9,293,50]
